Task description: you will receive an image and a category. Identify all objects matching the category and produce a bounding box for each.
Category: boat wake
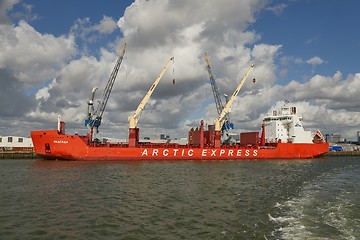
[271,165,360,239]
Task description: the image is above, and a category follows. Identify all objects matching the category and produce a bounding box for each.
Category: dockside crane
[205,53,224,116]
[128,56,174,147]
[205,53,234,141]
[213,63,254,147]
[85,42,127,141]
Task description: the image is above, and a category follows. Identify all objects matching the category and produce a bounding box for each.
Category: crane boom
[205,53,224,115]
[214,63,254,131]
[128,57,174,129]
[95,42,127,119]
[205,53,233,136]
[85,42,126,137]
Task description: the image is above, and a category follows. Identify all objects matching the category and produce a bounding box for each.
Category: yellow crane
[205,52,234,143]
[213,63,254,146]
[128,57,174,129]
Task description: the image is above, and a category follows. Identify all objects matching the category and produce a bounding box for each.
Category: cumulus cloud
[1,0,359,141]
[293,71,360,110]
[0,20,77,86]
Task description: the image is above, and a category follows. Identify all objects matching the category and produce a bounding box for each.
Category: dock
[325,151,360,157]
[0,151,37,159]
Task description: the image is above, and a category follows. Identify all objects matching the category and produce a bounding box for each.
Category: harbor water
[1,157,359,239]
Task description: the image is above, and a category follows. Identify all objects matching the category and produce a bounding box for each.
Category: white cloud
[1,0,359,141]
[35,78,57,101]
[306,56,325,65]
[92,16,117,34]
[214,68,360,140]
[0,20,77,86]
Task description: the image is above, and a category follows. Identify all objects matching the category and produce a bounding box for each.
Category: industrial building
[0,136,33,149]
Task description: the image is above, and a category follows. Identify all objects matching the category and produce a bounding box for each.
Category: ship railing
[258,145,277,149]
[138,142,183,148]
[190,144,269,149]
[88,142,129,148]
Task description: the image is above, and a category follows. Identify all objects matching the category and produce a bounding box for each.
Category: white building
[0,136,33,148]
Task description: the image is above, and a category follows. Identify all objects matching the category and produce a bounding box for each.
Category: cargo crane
[205,53,224,116]
[205,53,233,142]
[213,63,254,147]
[85,42,126,141]
[128,57,174,147]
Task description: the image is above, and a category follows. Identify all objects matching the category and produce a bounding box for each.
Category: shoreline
[324,151,360,157]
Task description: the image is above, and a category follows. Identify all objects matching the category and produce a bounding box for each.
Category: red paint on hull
[31,130,329,161]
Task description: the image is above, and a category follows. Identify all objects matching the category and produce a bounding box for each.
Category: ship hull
[31,130,329,161]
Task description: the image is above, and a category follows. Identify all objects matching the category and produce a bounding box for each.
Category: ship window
[8,137,13,142]
[18,138,23,143]
[0,138,2,142]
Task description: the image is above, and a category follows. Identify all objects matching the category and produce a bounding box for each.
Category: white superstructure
[263,106,313,144]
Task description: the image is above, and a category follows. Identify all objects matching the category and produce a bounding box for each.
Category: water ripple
[0,158,359,239]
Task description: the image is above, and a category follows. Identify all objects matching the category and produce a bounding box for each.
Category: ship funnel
[57,115,65,134]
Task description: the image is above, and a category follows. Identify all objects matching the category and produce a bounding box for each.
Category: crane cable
[172,57,175,84]
[252,63,256,83]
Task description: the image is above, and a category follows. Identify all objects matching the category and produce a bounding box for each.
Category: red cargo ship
[30,45,329,160]
[31,105,329,161]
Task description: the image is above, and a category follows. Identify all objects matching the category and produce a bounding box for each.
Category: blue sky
[11,0,132,35]
[1,0,359,140]
[9,0,133,57]
[253,1,360,83]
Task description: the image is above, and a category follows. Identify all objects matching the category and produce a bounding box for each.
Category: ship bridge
[263,106,313,144]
